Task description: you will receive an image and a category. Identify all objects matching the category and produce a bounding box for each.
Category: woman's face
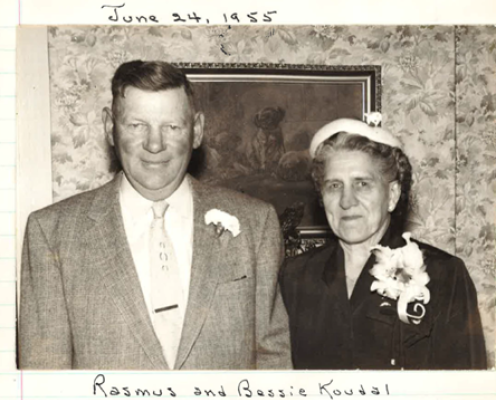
[321,150,400,245]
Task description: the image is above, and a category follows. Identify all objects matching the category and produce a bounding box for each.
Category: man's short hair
[111,60,194,115]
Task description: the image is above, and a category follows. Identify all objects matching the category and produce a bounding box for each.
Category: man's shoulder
[192,179,274,215]
[29,178,116,222]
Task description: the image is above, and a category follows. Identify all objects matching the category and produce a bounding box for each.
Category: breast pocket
[216,275,253,296]
[205,276,255,356]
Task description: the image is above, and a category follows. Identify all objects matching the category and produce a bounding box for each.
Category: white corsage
[369,232,430,325]
[205,209,240,238]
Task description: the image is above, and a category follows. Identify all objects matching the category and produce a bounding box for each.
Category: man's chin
[132,178,183,200]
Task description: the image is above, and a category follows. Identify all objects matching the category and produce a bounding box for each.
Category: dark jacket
[279,228,487,369]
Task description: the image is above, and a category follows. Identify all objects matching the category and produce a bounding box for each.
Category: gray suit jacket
[19,174,292,369]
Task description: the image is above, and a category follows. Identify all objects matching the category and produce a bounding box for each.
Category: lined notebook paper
[0,8,17,372]
[0,2,19,398]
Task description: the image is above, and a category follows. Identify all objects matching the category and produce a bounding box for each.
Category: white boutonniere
[370,232,430,325]
[205,209,241,238]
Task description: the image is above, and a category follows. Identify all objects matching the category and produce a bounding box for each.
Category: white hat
[309,113,402,159]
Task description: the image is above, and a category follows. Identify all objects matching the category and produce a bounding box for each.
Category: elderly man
[19,60,291,370]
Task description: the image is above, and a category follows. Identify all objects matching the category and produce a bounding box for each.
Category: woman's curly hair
[312,132,412,233]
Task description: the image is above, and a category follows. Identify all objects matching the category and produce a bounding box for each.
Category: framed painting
[180,63,381,239]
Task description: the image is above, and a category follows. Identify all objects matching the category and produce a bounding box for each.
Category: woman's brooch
[369,232,430,325]
[205,209,241,238]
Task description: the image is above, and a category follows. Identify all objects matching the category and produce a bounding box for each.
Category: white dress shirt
[119,174,194,321]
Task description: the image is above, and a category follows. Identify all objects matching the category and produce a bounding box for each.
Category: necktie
[150,200,184,369]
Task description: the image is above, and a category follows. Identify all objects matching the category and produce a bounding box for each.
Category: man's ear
[192,111,204,149]
[388,180,401,212]
[102,107,115,147]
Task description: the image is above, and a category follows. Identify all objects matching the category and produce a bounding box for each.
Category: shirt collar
[166,174,193,219]
[119,173,193,221]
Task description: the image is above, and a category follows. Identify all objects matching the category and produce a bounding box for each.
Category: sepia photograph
[16,25,495,371]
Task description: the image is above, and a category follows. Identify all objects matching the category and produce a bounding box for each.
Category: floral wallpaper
[47,25,494,366]
[455,25,496,368]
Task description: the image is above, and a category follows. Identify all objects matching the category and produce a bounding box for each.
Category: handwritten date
[101,3,277,24]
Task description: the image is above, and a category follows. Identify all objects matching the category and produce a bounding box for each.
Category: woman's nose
[339,186,358,209]
[143,128,165,153]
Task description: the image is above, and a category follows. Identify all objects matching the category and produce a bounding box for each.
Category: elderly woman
[279,117,487,370]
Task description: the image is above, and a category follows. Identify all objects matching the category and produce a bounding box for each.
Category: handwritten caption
[93,374,391,400]
[101,3,277,24]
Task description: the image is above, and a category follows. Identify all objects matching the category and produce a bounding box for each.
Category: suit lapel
[320,242,353,323]
[86,174,168,369]
[351,227,401,323]
[175,178,222,369]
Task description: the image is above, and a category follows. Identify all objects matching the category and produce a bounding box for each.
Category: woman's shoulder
[414,239,463,264]
[413,239,470,282]
[282,239,338,276]
[279,240,339,302]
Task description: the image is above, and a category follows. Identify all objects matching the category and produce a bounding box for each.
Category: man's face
[105,86,203,201]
